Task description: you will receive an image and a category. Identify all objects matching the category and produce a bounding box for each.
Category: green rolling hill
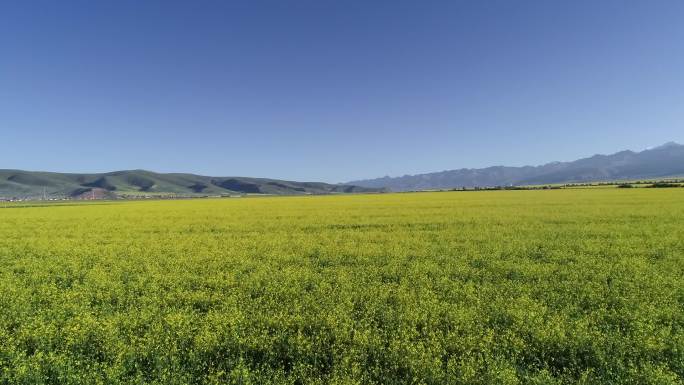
[0,170,384,199]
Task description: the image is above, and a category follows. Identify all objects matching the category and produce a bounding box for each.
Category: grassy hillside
[0,189,682,383]
[0,169,383,199]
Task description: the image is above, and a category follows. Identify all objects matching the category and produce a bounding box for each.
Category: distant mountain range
[4,142,683,199]
[0,170,383,199]
[350,142,684,191]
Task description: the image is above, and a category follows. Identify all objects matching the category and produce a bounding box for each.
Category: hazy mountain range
[0,170,383,199]
[351,142,684,191]
[3,142,683,199]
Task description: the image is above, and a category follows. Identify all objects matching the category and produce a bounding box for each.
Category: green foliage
[0,189,682,384]
[648,182,682,188]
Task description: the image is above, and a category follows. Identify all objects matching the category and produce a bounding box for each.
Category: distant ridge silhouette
[0,169,384,199]
[351,142,684,191]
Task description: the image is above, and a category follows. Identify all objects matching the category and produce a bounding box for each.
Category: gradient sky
[2,1,683,182]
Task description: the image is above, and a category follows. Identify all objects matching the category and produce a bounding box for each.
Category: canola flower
[0,189,682,384]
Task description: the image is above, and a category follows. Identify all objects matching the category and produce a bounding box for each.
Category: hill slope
[350,142,684,191]
[0,170,383,199]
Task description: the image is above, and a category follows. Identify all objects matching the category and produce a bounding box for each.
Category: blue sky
[1,1,683,182]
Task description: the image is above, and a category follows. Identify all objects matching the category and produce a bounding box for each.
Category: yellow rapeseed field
[0,189,682,384]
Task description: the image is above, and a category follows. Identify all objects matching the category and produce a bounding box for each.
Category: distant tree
[648,182,681,188]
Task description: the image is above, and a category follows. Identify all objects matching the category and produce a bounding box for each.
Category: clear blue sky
[2,1,683,182]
